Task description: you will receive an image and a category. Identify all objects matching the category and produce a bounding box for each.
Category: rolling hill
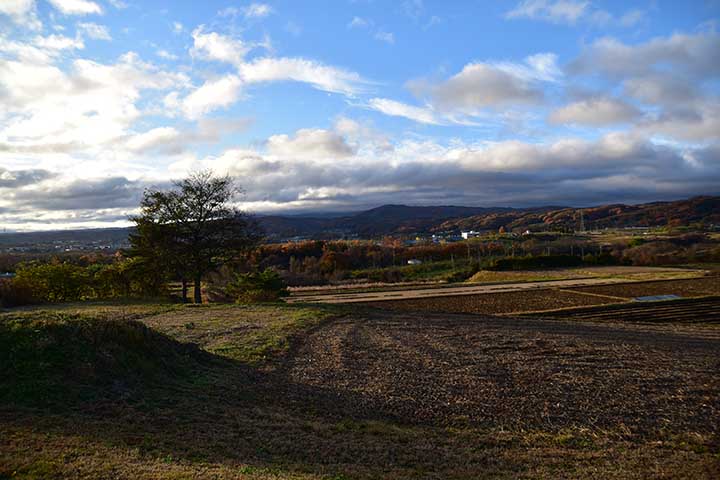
[1,196,717,250]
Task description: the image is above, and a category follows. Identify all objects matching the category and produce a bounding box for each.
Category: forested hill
[433,196,720,233]
[259,196,719,239]
[1,196,718,249]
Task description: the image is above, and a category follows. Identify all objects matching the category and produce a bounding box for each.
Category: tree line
[1,171,268,306]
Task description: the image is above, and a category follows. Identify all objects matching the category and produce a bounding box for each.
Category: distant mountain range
[433,196,720,234]
[1,196,718,250]
[259,196,720,239]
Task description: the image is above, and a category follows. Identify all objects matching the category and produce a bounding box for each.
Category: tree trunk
[181,278,188,303]
[193,274,202,304]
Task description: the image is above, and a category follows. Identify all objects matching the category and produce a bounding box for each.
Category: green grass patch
[0,310,204,407]
[141,303,339,364]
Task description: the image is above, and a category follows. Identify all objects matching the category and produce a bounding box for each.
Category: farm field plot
[363,288,620,315]
[358,276,720,316]
[568,276,720,299]
[519,296,720,324]
[2,303,720,479]
[288,267,708,305]
[0,305,720,480]
[465,265,704,283]
[286,311,720,433]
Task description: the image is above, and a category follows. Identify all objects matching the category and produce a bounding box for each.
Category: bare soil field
[359,276,720,316]
[569,276,720,299]
[288,267,709,305]
[3,302,720,478]
[285,311,720,434]
[363,288,620,315]
[518,296,720,323]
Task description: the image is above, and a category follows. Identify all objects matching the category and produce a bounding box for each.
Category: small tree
[130,171,263,303]
[225,269,289,303]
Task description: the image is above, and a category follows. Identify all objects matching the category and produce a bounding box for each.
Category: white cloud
[506,0,589,24]
[156,49,178,60]
[180,75,243,119]
[549,98,641,126]
[0,52,188,152]
[184,128,720,213]
[77,22,111,40]
[506,0,645,28]
[124,127,181,153]
[190,27,251,66]
[367,98,440,125]
[267,128,355,158]
[243,3,273,18]
[497,52,561,82]
[348,16,371,29]
[348,17,394,45]
[0,0,34,17]
[47,0,102,15]
[618,9,644,27]
[0,0,41,30]
[568,31,720,142]
[238,57,369,96]
[637,103,720,142]
[410,58,549,114]
[176,51,368,119]
[374,31,395,44]
[172,22,184,34]
[180,27,370,115]
[569,32,720,78]
[33,33,84,51]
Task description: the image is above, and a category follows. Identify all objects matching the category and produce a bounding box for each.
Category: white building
[461,231,482,240]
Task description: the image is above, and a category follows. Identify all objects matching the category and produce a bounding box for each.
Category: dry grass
[466,266,705,284]
[1,300,719,479]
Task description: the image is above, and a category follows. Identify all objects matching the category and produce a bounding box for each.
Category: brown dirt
[283,311,720,435]
[518,297,720,323]
[3,304,720,478]
[569,276,720,299]
[362,288,619,315]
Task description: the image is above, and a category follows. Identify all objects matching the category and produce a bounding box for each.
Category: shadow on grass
[2,310,719,479]
[0,314,509,479]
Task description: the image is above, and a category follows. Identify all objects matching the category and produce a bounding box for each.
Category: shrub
[225,269,289,303]
[0,260,169,308]
[628,237,645,248]
[11,263,92,303]
[0,278,38,307]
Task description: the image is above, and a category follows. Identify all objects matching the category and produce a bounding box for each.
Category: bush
[0,278,38,307]
[0,260,169,308]
[225,269,289,303]
[11,263,92,303]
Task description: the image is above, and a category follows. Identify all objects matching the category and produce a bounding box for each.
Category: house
[461,230,482,240]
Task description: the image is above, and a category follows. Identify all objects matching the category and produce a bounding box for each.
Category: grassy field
[1,299,719,479]
[465,266,705,284]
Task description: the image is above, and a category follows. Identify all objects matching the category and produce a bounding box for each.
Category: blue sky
[0,0,719,230]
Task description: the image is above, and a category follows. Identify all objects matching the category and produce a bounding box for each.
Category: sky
[1,0,719,231]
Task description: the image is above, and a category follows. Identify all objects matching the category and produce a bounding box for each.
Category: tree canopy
[129,171,262,303]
